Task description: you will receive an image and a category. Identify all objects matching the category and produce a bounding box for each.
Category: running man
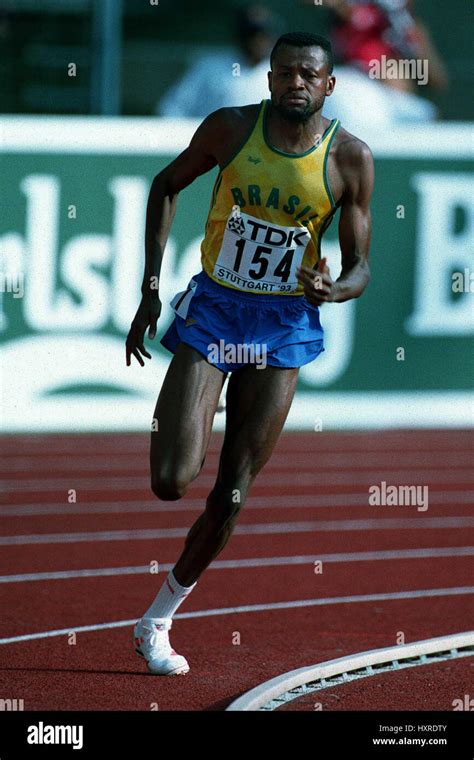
[126,31,374,675]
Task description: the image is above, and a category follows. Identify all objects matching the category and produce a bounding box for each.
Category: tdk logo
[27,721,84,750]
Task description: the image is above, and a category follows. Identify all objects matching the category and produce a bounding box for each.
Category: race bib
[213,209,310,293]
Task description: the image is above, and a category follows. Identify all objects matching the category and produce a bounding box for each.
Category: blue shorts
[160,271,324,373]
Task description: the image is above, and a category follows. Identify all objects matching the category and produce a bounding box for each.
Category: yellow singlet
[200,99,340,296]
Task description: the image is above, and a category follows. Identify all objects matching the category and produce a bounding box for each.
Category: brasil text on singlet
[200,99,340,296]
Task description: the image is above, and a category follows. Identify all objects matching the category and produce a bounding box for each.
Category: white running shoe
[133,617,189,675]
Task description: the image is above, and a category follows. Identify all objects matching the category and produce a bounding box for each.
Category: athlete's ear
[267,70,273,92]
[326,75,336,97]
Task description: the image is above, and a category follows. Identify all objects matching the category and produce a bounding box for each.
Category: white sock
[143,570,197,620]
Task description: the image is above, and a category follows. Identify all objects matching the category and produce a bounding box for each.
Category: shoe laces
[137,619,172,654]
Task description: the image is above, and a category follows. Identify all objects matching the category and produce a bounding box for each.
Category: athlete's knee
[151,476,185,501]
[151,468,190,501]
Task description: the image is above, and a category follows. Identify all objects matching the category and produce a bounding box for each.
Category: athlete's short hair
[270,32,334,74]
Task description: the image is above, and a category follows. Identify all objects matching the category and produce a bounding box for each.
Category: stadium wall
[1,117,473,431]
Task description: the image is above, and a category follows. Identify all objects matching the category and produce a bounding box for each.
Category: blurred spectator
[305,0,449,132]
[157,4,282,117]
[328,0,448,93]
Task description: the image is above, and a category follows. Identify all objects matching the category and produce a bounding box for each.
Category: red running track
[0,430,473,711]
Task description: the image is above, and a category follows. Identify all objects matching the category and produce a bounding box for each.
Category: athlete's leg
[150,342,226,501]
[173,364,299,585]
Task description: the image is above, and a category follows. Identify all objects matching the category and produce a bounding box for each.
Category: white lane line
[4,470,473,491]
[3,442,472,458]
[2,438,471,456]
[0,547,472,584]
[3,451,473,472]
[2,491,473,516]
[1,517,473,545]
[1,586,472,646]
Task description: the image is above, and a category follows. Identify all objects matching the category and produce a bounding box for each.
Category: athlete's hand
[297,258,339,306]
[126,295,162,367]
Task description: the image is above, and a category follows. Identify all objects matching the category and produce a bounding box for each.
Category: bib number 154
[233,239,295,282]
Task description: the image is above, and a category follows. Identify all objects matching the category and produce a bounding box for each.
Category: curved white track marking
[225,632,474,711]
[1,547,472,584]
[3,491,473,516]
[260,649,474,711]
[4,470,474,491]
[1,517,473,545]
[0,587,472,645]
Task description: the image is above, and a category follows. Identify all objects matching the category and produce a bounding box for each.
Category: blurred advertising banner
[1,118,473,431]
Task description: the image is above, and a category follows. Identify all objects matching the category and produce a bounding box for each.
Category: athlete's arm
[297,138,374,306]
[142,112,220,296]
[126,111,224,367]
[332,139,374,302]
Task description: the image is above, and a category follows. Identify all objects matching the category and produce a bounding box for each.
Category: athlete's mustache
[282,93,309,103]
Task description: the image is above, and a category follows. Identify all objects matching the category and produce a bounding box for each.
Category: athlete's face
[268,45,335,123]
